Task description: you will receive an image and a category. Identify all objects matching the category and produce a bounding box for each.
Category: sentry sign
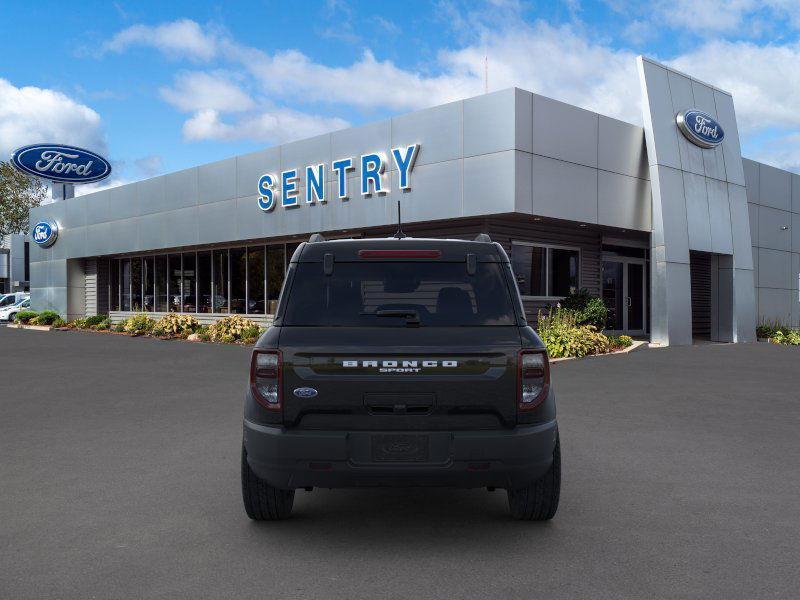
[257,144,419,212]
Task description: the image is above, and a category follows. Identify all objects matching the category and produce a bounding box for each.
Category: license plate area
[347,433,451,465]
[370,434,429,462]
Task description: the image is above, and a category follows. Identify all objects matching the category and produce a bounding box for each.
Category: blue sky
[1,0,799,193]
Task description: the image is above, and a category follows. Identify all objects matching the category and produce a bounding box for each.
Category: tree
[0,160,47,237]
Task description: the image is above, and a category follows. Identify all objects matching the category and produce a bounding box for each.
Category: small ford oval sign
[32,220,58,247]
[676,110,725,149]
[293,387,318,399]
[11,144,112,184]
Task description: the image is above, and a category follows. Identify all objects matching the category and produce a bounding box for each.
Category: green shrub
[208,315,261,342]
[52,317,66,328]
[84,314,108,327]
[240,325,263,344]
[771,329,800,346]
[92,318,112,330]
[196,325,211,342]
[608,334,633,348]
[757,320,788,339]
[30,310,61,325]
[152,313,200,337]
[15,310,38,324]
[537,308,611,358]
[121,313,155,335]
[558,289,608,329]
[113,321,126,332]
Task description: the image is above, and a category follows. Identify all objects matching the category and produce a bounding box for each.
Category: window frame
[510,240,581,300]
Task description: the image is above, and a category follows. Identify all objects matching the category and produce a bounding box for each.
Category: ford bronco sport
[241,234,560,520]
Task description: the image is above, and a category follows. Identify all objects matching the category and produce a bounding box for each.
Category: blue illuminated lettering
[361,153,386,196]
[281,169,299,207]
[257,173,277,211]
[257,145,419,212]
[306,164,326,204]
[392,144,419,190]
[332,158,354,200]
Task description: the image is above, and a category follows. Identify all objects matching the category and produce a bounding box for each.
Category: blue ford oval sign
[676,110,725,149]
[293,387,318,399]
[11,144,112,184]
[32,220,58,247]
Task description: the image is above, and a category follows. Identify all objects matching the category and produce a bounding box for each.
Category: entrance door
[602,258,646,335]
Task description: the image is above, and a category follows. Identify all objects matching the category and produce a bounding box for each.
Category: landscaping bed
[11,312,266,345]
[756,321,800,346]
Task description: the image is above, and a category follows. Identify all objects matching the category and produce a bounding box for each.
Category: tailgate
[279,326,521,430]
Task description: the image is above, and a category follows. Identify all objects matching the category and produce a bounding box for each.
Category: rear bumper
[243,419,558,490]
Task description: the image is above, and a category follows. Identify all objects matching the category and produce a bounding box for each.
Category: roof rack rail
[474,233,492,243]
[308,233,326,243]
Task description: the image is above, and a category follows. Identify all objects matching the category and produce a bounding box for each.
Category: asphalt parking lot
[1,326,799,599]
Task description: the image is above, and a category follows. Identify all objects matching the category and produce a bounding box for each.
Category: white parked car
[0,297,31,322]
[0,292,29,308]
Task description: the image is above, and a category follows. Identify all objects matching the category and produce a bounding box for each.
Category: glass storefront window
[143,257,155,311]
[197,251,212,313]
[511,244,546,296]
[155,255,168,312]
[511,243,579,298]
[182,253,197,313]
[168,254,182,312]
[247,246,266,314]
[212,249,228,313]
[550,249,579,297]
[110,260,119,311]
[110,244,287,314]
[230,247,247,314]
[131,258,142,311]
[267,245,285,314]
[121,259,131,311]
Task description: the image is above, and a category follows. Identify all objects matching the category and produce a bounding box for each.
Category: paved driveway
[1,326,798,599]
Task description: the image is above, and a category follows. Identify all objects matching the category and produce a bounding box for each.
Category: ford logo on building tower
[11,144,112,184]
[31,220,58,247]
[676,110,725,149]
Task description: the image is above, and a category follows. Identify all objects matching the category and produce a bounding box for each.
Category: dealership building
[25,56,800,345]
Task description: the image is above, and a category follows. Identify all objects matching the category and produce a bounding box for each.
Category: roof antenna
[394,200,406,239]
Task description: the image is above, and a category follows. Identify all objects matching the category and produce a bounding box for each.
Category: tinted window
[283,261,517,327]
[550,248,579,296]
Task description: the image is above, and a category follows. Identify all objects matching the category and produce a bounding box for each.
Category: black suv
[241,235,560,520]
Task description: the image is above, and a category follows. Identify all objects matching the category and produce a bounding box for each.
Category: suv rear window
[282,261,517,326]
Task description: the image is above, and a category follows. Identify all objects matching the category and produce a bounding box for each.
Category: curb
[550,340,647,363]
[7,323,52,331]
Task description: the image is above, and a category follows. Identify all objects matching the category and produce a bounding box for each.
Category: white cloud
[160,71,254,113]
[182,108,349,143]
[611,0,800,35]
[668,40,800,132]
[102,19,220,61]
[750,133,800,172]
[0,78,106,159]
[134,155,163,177]
[103,17,800,170]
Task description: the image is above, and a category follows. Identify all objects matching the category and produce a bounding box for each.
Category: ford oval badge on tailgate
[293,387,318,398]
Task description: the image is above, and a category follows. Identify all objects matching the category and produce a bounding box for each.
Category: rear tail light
[518,349,549,410]
[250,349,281,410]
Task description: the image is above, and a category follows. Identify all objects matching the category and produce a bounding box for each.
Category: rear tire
[241,445,295,520]
[507,435,561,521]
